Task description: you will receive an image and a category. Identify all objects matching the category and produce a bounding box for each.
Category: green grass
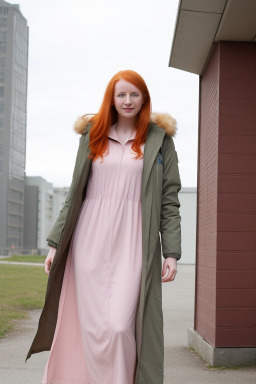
[1,254,46,263]
[0,264,48,337]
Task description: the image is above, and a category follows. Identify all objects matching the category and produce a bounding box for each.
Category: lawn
[0,264,48,337]
[1,255,46,263]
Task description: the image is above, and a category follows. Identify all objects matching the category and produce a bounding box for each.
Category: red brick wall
[216,42,256,347]
[196,42,256,347]
[195,44,220,346]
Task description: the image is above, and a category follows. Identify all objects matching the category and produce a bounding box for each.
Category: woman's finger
[45,257,51,274]
[162,267,177,282]
[44,247,56,274]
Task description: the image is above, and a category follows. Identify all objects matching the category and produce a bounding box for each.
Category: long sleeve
[46,135,85,248]
[160,135,182,260]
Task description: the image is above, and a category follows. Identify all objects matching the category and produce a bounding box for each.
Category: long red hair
[88,70,151,162]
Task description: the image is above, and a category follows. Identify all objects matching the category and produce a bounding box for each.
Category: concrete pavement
[0,264,255,383]
[0,261,44,267]
[162,265,256,383]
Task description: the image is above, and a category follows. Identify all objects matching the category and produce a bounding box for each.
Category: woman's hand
[162,257,177,282]
[45,246,57,274]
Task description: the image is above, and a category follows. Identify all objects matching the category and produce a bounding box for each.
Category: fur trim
[73,114,95,135]
[150,113,177,137]
[73,112,177,137]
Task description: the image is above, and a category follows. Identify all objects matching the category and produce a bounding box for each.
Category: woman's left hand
[161,257,177,282]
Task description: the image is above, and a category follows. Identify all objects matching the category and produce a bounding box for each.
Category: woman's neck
[115,116,136,134]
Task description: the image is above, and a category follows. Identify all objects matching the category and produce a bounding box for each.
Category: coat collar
[74,112,177,195]
[73,112,177,138]
[108,124,137,142]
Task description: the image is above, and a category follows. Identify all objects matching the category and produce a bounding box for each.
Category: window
[0,45,6,53]
[0,57,6,70]
[0,135,2,172]
[0,31,7,42]
[0,8,8,15]
[0,17,7,28]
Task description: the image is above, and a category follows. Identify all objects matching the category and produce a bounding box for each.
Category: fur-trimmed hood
[73,113,177,137]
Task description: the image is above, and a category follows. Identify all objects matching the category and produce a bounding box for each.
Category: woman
[26,70,181,384]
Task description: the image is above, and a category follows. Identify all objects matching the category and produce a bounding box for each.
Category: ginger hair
[88,70,151,162]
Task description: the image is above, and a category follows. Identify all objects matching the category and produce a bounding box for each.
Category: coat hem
[26,346,50,362]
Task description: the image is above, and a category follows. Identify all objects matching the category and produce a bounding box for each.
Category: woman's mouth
[123,108,134,112]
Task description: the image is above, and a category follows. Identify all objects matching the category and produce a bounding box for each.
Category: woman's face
[113,79,144,120]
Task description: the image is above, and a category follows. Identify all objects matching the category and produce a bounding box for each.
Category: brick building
[169,0,256,366]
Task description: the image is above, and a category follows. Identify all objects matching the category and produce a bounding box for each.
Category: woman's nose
[124,95,131,105]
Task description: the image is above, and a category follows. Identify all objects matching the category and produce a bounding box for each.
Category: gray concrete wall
[179,187,197,264]
[23,184,38,249]
[0,1,28,251]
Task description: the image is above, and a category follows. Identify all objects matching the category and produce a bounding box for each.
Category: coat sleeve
[46,135,85,248]
[160,135,182,260]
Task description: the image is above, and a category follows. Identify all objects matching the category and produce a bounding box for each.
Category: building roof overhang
[169,0,256,75]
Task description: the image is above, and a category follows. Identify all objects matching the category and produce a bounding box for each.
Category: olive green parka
[26,112,182,384]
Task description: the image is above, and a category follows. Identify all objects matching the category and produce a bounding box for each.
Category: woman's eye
[118,93,125,97]
[131,93,139,97]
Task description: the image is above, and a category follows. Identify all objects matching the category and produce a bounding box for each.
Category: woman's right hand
[45,246,57,274]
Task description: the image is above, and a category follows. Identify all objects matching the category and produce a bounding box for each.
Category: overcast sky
[13,0,199,187]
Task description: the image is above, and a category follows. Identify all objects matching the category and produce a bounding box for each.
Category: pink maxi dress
[42,125,144,384]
